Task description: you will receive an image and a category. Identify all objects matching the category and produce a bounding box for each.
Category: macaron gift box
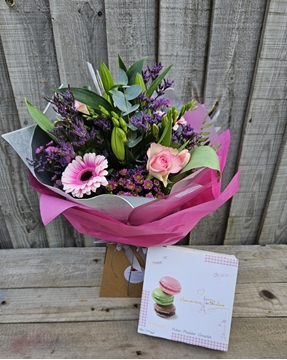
[138,246,238,351]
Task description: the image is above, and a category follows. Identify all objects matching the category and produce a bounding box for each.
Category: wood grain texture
[104,0,158,76]
[0,246,286,358]
[158,0,212,104]
[0,0,59,125]
[0,39,17,249]
[0,32,48,249]
[189,0,267,245]
[0,319,286,358]
[258,130,287,244]
[1,245,287,287]
[225,0,287,245]
[0,0,86,248]
[49,0,107,89]
[0,248,106,288]
[0,282,286,323]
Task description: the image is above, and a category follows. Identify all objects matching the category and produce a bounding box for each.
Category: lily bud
[116,127,127,142]
[119,117,127,133]
[112,117,120,127]
[152,123,159,140]
[98,105,110,117]
[135,73,146,93]
[111,111,119,119]
[162,115,168,128]
[111,127,125,161]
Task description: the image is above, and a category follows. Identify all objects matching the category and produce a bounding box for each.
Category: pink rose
[146,143,191,187]
[74,100,89,115]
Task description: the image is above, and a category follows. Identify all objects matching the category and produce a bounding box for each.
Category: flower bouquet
[3,56,240,247]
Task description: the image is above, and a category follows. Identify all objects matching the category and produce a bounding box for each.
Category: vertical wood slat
[0,1,286,248]
[0,0,84,248]
[0,39,18,249]
[0,0,54,248]
[49,0,108,89]
[104,0,159,75]
[224,0,287,244]
[48,0,109,247]
[157,0,212,245]
[158,0,212,104]
[190,0,268,245]
[258,126,287,244]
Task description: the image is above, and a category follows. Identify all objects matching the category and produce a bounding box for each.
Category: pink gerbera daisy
[61,153,108,198]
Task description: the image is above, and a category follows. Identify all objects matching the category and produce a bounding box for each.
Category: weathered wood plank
[258,129,287,244]
[48,0,111,247]
[0,0,59,126]
[1,246,287,288]
[190,0,267,245]
[0,248,106,288]
[104,0,158,77]
[0,20,48,248]
[0,282,285,323]
[158,0,212,104]
[49,0,107,88]
[225,0,287,244]
[0,39,17,249]
[0,319,286,358]
[0,0,87,248]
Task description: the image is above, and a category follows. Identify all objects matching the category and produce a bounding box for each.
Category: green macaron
[151,288,174,306]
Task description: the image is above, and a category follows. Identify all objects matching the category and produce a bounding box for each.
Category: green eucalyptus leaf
[125,85,142,100]
[112,96,129,112]
[181,146,221,175]
[126,57,147,84]
[128,134,143,148]
[109,89,125,99]
[118,69,128,86]
[25,98,56,141]
[122,104,139,116]
[147,64,173,97]
[127,122,138,131]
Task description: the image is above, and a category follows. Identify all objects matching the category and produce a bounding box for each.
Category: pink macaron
[159,276,181,295]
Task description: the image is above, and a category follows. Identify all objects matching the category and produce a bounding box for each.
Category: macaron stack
[151,276,182,318]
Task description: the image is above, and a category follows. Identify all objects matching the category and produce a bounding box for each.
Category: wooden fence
[0,0,287,249]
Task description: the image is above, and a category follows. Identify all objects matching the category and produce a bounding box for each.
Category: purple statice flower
[130,112,159,132]
[172,123,198,150]
[36,146,44,154]
[156,78,174,97]
[142,63,163,83]
[46,86,78,121]
[93,117,112,132]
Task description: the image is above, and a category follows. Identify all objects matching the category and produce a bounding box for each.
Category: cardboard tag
[99,244,145,297]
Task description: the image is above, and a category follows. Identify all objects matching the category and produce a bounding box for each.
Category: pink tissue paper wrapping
[29,126,240,247]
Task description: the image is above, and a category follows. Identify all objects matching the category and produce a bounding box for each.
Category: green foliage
[25,99,56,141]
